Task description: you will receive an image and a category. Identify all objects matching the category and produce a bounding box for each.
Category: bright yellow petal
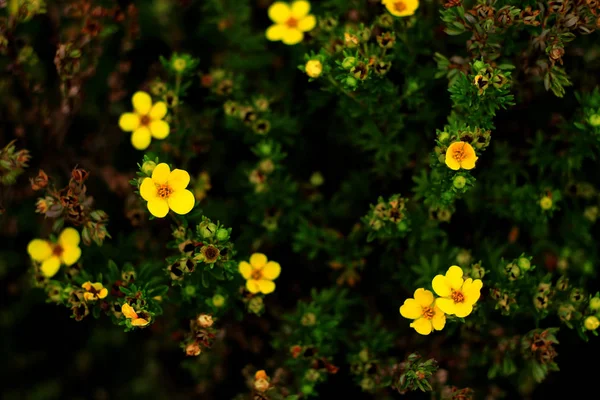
[118,113,140,132]
[291,1,310,18]
[262,261,281,280]
[410,318,433,335]
[152,163,171,184]
[463,278,483,305]
[131,318,150,326]
[446,265,464,289]
[239,261,252,279]
[454,302,473,318]
[82,282,93,291]
[147,198,169,218]
[282,28,303,45]
[268,1,291,23]
[445,156,460,170]
[246,279,261,294]
[149,120,170,139]
[61,245,81,266]
[121,303,138,319]
[98,288,108,299]
[400,298,423,319]
[83,292,95,302]
[41,256,61,277]
[149,101,167,120]
[432,311,446,331]
[413,288,434,307]
[168,169,190,190]
[91,282,103,291]
[250,253,268,269]
[167,189,195,215]
[435,297,456,315]
[297,15,316,32]
[59,227,80,247]
[140,177,158,201]
[27,239,52,262]
[131,127,152,150]
[257,279,275,294]
[132,91,152,115]
[266,24,286,41]
[432,275,451,297]
[460,155,478,170]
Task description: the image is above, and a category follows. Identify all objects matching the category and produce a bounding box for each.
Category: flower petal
[167,189,195,215]
[246,279,261,294]
[291,1,310,18]
[460,155,478,170]
[82,282,92,291]
[41,256,61,277]
[432,310,446,331]
[250,253,268,269]
[121,303,138,319]
[132,91,152,115]
[282,28,303,45]
[61,245,81,266]
[432,275,451,297]
[262,261,281,280]
[98,288,108,299]
[149,101,167,120]
[147,198,169,218]
[140,177,158,201]
[266,24,286,41]
[445,156,460,170]
[454,302,474,318]
[27,239,52,262]
[410,318,433,335]
[297,15,316,32]
[59,227,80,247]
[446,265,464,289]
[149,120,170,139]
[463,278,483,305]
[414,288,434,307]
[435,297,457,315]
[131,127,152,150]
[132,318,150,327]
[268,2,291,23]
[168,169,190,190]
[257,279,276,294]
[152,163,171,184]
[239,261,252,279]
[118,113,140,131]
[400,298,423,319]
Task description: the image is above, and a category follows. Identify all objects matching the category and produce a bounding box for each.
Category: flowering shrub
[2,0,600,398]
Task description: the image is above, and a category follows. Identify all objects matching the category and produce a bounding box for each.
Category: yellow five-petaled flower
[445,141,478,170]
[27,227,82,278]
[400,288,446,335]
[239,253,281,294]
[121,303,151,327]
[82,282,108,302]
[140,163,195,218]
[432,266,483,317]
[119,91,170,150]
[382,0,419,17]
[266,1,316,45]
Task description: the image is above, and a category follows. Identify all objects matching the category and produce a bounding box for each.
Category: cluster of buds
[489,288,516,315]
[201,68,234,97]
[503,255,534,281]
[364,194,410,237]
[0,140,30,185]
[521,328,559,366]
[534,281,553,310]
[249,158,276,193]
[471,61,510,95]
[348,348,393,393]
[392,353,438,394]
[33,167,110,246]
[436,127,491,164]
[223,98,271,136]
[8,0,48,22]
[183,314,216,356]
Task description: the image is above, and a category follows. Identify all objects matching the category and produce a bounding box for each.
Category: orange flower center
[421,306,435,320]
[451,290,465,303]
[452,145,468,162]
[286,17,298,28]
[157,184,173,199]
[140,115,151,126]
[251,269,263,280]
[52,244,64,257]
[394,1,407,11]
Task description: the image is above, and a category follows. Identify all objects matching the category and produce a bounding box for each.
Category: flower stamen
[421,306,435,320]
[53,245,64,256]
[157,184,173,199]
[251,270,263,280]
[394,1,407,12]
[140,115,151,127]
[286,17,299,28]
[451,289,465,303]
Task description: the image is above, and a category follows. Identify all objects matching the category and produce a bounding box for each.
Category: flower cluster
[400,266,483,335]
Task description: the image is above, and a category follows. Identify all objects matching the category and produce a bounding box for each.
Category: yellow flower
[118,91,170,150]
[82,282,108,302]
[432,266,483,317]
[399,288,446,335]
[540,196,553,210]
[266,1,316,45]
[445,141,478,170]
[173,58,187,72]
[239,253,281,294]
[382,0,419,17]
[305,59,323,78]
[121,303,151,327]
[139,163,195,218]
[584,315,600,330]
[27,227,82,278]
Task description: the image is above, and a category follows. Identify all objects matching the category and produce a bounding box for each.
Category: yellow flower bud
[540,196,553,210]
[305,60,323,78]
[584,315,600,330]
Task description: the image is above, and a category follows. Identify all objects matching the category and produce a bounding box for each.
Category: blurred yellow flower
[584,315,600,330]
[27,228,81,278]
[140,163,195,218]
[121,303,151,327]
[82,282,108,302]
[382,0,419,17]
[305,59,323,78]
[399,288,446,335]
[119,91,170,150]
[432,266,483,317]
[239,253,281,294]
[266,1,316,45]
[445,141,478,170]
